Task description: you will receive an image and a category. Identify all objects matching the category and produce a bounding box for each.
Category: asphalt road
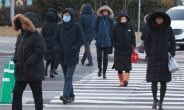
[0,36,184,110]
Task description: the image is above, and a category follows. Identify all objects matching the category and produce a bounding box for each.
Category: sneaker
[67,98,72,103]
[70,97,75,102]
[103,74,107,79]
[60,96,68,104]
[86,63,93,66]
[53,68,59,75]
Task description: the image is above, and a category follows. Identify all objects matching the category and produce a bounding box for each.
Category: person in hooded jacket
[91,5,114,79]
[41,8,58,78]
[111,12,136,87]
[144,8,176,110]
[53,8,84,104]
[141,14,148,41]
[12,12,46,110]
[79,4,96,66]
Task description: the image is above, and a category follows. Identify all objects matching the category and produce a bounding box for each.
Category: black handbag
[138,41,144,53]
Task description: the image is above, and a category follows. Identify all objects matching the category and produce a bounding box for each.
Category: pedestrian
[79,4,96,66]
[111,12,136,87]
[53,8,84,104]
[144,7,176,110]
[80,4,86,15]
[12,12,46,110]
[91,5,114,79]
[41,8,59,78]
[140,14,148,59]
[140,14,148,41]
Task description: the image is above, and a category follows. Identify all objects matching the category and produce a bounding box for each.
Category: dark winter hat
[46,8,58,22]
[147,8,171,30]
[116,12,131,23]
[153,5,164,12]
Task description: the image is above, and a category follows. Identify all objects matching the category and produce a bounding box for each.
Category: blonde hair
[80,4,86,14]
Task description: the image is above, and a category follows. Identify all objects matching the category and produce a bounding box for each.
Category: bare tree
[122,0,133,12]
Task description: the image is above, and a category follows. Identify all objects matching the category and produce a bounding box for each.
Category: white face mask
[63,16,71,22]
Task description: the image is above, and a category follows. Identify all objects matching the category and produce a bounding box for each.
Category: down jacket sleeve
[53,24,62,53]
[91,17,98,40]
[71,24,85,52]
[144,29,151,57]
[168,27,176,57]
[130,25,136,47]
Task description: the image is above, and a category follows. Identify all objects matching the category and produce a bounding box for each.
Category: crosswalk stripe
[46,62,184,109]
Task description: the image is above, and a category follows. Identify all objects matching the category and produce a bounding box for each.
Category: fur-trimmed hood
[97,5,114,19]
[12,12,38,33]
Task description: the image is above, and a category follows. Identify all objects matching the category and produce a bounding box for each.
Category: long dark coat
[111,12,136,71]
[41,9,58,61]
[53,8,84,65]
[79,4,96,41]
[144,10,176,82]
[12,12,46,81]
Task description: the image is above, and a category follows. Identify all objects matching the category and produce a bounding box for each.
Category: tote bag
[168,52,180,72]
[131,45,139,63]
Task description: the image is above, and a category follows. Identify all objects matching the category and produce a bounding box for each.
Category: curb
[0,53,14,56]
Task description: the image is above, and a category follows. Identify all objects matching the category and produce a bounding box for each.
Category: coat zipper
[17,30,27,63]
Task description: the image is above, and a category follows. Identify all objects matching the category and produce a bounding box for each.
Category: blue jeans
[96,45,110,74]
[61,65,76,99]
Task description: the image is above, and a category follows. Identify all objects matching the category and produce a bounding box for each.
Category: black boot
[152,99,158,109]
[81,60,84,65]
[53,68,59,75]
[158,101,164,110]
[44,67,48,76]
[97,69,102,77]
[50,71,55,78]
[103,74,107,79]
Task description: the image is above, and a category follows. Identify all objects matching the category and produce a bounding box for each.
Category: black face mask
[120,22,127,27]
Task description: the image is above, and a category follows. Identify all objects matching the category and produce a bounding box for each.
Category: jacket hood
[12,12,38,33]
[46,8,58,22]
[116,12,130,23]
[153,5,163,12]
[97,5,114,19]
[62,8,74,22]
[82,4,93,14]
[147,9,171,30]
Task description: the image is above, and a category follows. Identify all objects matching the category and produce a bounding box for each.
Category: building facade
[0,0,36,8]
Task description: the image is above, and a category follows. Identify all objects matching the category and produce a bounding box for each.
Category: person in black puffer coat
[12,12,46,110]
[144,8,176,110]
[41,8,58,78]
[111,12,136,87]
